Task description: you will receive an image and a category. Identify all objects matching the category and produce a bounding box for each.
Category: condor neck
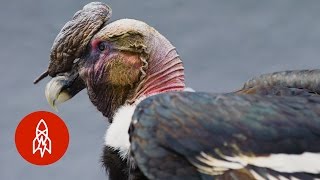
[130,33,185,102]
[97,32,186,120]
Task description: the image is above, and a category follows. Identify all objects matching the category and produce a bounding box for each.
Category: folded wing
[130,92,320,179]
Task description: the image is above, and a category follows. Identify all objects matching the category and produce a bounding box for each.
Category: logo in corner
[15,111,69,165]
[32,119,52,158]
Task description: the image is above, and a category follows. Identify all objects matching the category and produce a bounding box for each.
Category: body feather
[130,92,320,179]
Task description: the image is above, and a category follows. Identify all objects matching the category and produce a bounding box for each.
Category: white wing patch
[241,152,320,174]
[192,151,320,177]
[190,152,244,176]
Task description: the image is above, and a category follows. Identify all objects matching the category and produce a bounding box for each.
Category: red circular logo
[15,111,69,165]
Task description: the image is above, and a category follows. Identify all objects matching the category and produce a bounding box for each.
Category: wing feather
[130,92,320,179]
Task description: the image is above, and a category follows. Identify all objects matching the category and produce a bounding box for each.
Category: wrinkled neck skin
[81,32,185,122]
[130,30,185,102]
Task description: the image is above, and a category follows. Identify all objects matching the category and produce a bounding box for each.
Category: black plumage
[102,146,128,180]
[130,92,320,179]
[102,146,148,180]
[36,2,320,179]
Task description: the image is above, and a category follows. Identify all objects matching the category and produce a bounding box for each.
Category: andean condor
[34,2,320,180]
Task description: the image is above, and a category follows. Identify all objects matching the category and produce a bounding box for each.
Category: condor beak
[45,73,85,111]
[46,76,71,111]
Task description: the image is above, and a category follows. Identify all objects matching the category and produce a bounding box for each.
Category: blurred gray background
[1,0,320,179]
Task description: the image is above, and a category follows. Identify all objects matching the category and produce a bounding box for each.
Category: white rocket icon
[32,119,52,158]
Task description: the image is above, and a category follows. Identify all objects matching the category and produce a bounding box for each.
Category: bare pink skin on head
[131,30,185,101]
[138,49,185,96]
[78,19,186,119]
[81,19,185,103]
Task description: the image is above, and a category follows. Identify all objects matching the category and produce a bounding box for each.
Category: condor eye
[98,42,107,52]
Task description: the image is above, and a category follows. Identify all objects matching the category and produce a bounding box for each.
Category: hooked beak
[45,76,71,111]
[45,72,85,111]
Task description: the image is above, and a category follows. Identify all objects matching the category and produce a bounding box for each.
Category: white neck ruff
[104,88,195,159]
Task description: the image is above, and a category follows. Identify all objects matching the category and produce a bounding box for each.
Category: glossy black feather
[102,146,128,180]
[129,92,320,179]
[102,146,148,180]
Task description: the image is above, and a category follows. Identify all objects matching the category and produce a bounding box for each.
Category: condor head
[34,3,185,122]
